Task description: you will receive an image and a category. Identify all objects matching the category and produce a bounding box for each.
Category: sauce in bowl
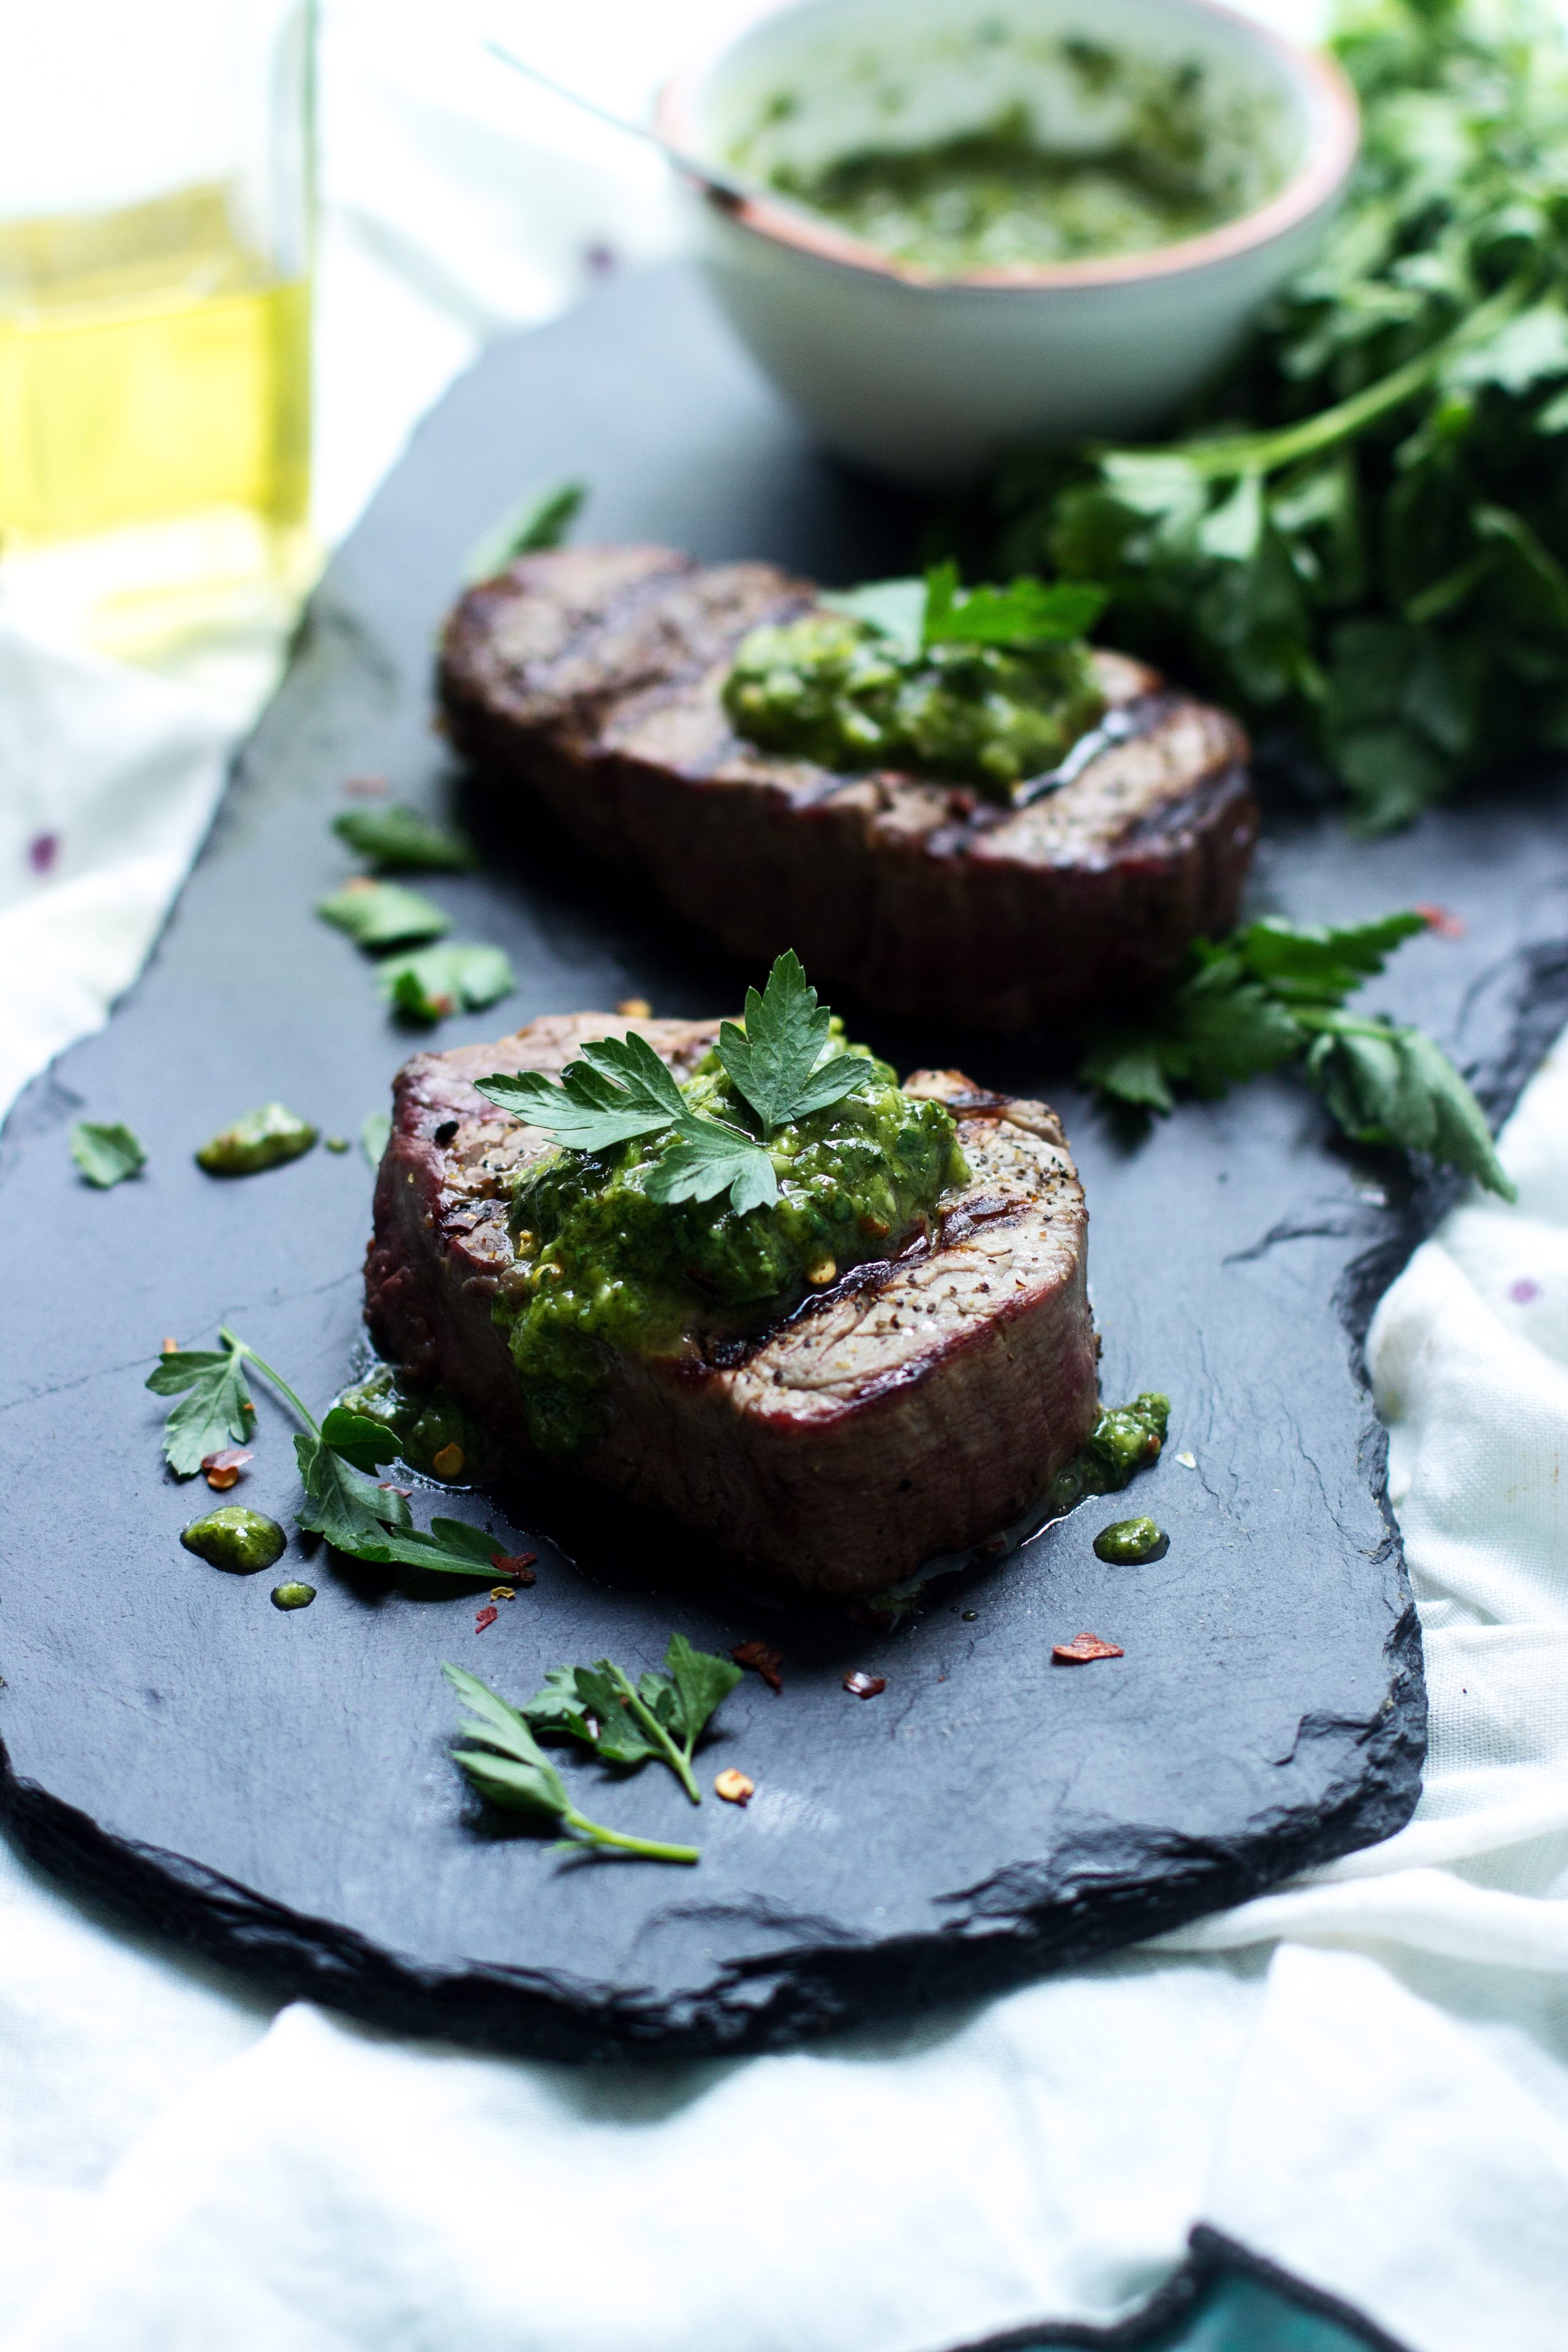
[732,37,1286,279]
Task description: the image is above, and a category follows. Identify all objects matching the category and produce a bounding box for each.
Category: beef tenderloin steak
[364,1012,1099,1598]
[439,545,1257,1031]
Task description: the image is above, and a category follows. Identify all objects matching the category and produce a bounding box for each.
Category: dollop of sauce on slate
[195,1102,318,1176]
[181,1506,287,1574]
[1093,1514,1169,1563]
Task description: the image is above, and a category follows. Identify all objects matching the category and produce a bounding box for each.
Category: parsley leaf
[921,559,1106,649]
[331,805,474,873]
[644,1121,778,1213]
[379,943,514,1022]
[70,1120,145,1188]
[146,1335,256,1476]
[717,949,870,1134]
[1082,910,1515,1195]
[361,1110,391,1166]
[819,576,929,655]
[317,881,450,949]
[1238,912,1428,1002]
[443,1664,701,1863]
[294,1431,410,1550]
[461,479,586,585]
[1303,1014,1512,1195]
[477,1028,690,1151]
[522,1635,743,1803]
[820,564,1104,657]
[335,1515,506,1577]
[476,954,869,1215]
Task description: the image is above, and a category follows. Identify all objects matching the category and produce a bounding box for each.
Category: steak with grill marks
[363,1012,1099,1599]
[438,545,1257,1031]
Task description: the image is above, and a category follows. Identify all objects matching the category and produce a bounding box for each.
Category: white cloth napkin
[0,624,233,1121]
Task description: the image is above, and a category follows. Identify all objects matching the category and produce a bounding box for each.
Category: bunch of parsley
[1082,908,1513,1193]
[965,0,1568,830]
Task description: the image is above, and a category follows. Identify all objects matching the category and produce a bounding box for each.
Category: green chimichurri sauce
[180,1506,287,1574]
[723,611,1104,795]
[195,1102,318,1177]
[336,1365,503,1482]
[493,1033,967,1457]
[750,61,1282,279]
[1093,1513,1169,1563]
[1046,1394,1170,1518]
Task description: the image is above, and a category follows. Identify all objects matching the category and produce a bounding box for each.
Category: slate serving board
[4,263,1565,2062]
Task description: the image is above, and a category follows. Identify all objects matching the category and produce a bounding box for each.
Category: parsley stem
[564,1808,700,1863]
[1107,276,1530,483]
[217,1328,320,1438]
[608,1664,702,1803]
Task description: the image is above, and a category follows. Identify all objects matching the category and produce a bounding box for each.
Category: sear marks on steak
[364,1014,1100,1599]
[439,545,1258,1031]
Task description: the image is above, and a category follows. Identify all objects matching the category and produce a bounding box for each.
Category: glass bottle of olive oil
[0,2,315,682]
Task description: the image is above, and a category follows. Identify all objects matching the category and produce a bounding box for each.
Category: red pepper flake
[379,1482,413,1498]
[475,1605,499,1632]
[491,1551,537,1585]
[1416,902,1466,939]
[201,1447,253,1491]
[28,831,59,875]
[344,772,388,797]
[732,1639,783,1692]
[714,1768,754,1805]
[1053,1632,1125,1664]
[843,1670,887,1698]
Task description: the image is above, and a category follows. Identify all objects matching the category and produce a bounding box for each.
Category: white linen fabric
[0,625,232,1120]
[6,1,1568,2346]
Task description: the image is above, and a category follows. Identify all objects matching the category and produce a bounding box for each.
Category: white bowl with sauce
[660,0,1359,489]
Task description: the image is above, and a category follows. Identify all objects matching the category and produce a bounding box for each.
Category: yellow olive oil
[0,182,314,667]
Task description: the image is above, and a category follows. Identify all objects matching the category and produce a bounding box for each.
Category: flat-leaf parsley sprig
[473,950,872,1215]
[522,1635,744,1803]
[443,1665,701,1863]
[1080,910,1513,1196]
[822,560,1104,658]
[148,1332,519,1572]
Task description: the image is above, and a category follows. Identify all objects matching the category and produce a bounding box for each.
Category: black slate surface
[7,261,1563,2062]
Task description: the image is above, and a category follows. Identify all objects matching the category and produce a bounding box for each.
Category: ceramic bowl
[660,0,1359,489]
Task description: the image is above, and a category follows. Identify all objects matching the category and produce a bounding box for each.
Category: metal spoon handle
[482,39,760,208]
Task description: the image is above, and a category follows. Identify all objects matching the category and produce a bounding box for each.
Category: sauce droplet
[271,1581,317,1610]
[180,1506,287,1575]
[1093,1516,1167,1564]
[195,1102,318,1177]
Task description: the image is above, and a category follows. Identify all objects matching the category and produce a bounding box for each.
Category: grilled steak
[364,1012,1099,1598]
[439,546,1257,1031]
